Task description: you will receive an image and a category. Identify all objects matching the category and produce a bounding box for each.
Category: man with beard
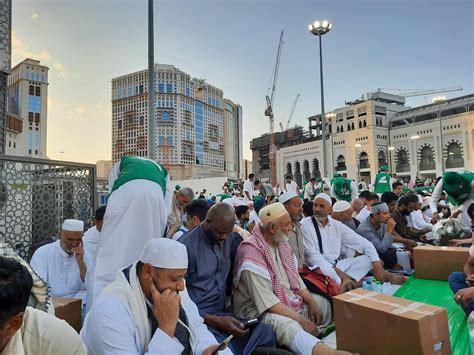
[233,203,351,355]
[301,194,405,291]
[391,194,426,242]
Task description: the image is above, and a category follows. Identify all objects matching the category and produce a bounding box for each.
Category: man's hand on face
[150,280,180,337]
[71,242,85,263]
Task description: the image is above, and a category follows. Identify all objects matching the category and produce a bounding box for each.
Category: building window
[162,111,169,121]
[158,83,164,93]
[139,116,144,125]
[166,84,173,93]
[118,120,122,129]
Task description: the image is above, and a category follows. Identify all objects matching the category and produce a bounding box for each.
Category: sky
[11,0,474,164]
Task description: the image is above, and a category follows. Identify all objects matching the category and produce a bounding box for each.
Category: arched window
[446,142,464,168]
[294,161,303,187]
[336,155,347,171]
[360,152,370,169]
[303,160,311,182]
[395,149,410,173]
[419,146,435,170]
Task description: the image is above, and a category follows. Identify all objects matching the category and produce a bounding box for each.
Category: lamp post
[309,20,332,179]
[411,135,420,180]
[148,0,156,161]
[388,146,395,173]
[355,143,361,182]
[326,112,336,173]
[433,96,446,173]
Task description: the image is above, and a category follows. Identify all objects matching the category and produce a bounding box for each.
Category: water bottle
[363,279,373,291]
[396,249,411,272]
[469,312,474,355]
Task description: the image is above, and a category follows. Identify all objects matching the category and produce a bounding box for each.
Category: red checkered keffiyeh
[234,224,304,311]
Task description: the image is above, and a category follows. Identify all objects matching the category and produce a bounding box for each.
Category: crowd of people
[1,155,473,354]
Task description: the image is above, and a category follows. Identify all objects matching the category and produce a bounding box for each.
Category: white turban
[314,193,332,206]
[139,238,188,269]
[62,219,84,232]
[333,200,351,212]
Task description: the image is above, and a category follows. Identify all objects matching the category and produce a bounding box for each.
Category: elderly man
[167,187,195,238]
[351,198,368,222]
[301,194,405,291]
[83,206,106,262]
[233,203,349,355]
[82,238,228,355]
[31,219,90,304]
[356,202,399,269]
[180,203,275,355]
[0,257,86,354]
[331,200,359,231]
[89,156,173,308]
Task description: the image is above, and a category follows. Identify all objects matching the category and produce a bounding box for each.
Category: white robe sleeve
[339,223,379,263]
[30,248,48,283]
[330,185,336,199]
[350,181,358,201]
[429,179,444,214]
[301,219,341,284]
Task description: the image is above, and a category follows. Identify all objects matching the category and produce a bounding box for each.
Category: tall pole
[318,35,328,178]
[439,105,444,173]
[147,0,156,161]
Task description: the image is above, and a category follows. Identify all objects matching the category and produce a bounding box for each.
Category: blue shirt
[179,225,232,317]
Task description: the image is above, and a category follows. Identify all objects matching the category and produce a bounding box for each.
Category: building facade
[96,159,113,179]
[0,0,12,155]
[242,159,252,180]
[223,99,243,181]
[275,92,474,188]
[112,64,241,180]
[6,58,49,157]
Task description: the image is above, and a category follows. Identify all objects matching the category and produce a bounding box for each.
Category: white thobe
[301,216,379,284]
[355,206,371,222]
[304,182,314,200]
[286,181,299,194]
[430,179,474,226]
[81,280,230,355]
[30,240,90,303]
[409,210,433,231]
[83,226,101,261]
[243,179,254,201]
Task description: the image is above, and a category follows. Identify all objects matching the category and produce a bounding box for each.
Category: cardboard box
[334,289,451,355]
[52,297,82,332]
[413,246,469,280]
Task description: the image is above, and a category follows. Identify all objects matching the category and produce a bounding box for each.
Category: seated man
[392,181,404,197]
[171,199,209,241]
[449,248,474,315]
[301,194,405,291]
[83,206,106,261]
[356,202,399,270]
[331,200,359,232]
[233,203,350,355]
[352,197,370,222]
[408,195,433,232]
[381,192,417,248]
[180,203,275,355]
[30,219,90,304]
[390,195,426,242]
[0,256,86,354]
[235,205,251,230]
[81,238,228,355]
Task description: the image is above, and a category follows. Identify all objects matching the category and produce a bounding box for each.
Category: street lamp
[355,143,361,181]
[326,112,336,172]
[388,146,395,173]
[433,96,446,172]
[309,19,332,179]
[411,135,420,179]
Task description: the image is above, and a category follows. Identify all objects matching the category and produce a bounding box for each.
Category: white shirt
[30,240,90,303]
[83,226,101,262]
[301,216,379,284]
[81,283,230,355]
[409,210,433,231]
[286,180,299,195]
[243,179,254,200]
[430,179,474,226]
[304,182,314,200]
[355,206,371,222]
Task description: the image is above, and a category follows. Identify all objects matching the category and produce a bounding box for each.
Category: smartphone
[216,334,233,352]
[243,318,259,330]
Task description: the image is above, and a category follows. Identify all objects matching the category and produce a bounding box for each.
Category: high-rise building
[112,64,241,180]
[0,0,12,155]
[6,58,49,157]
[223,99,243,181]
[96,159,113,179]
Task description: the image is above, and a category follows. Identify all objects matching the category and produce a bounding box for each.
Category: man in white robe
[31,219,90,304]
[83,205,106,261]
[0,256,86,354]
[81,238,229,355]
[88,157,173,308]
[167,187,195,238]
[301,194,405,291]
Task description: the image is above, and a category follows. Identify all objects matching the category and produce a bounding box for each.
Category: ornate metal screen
[0,155,96,260]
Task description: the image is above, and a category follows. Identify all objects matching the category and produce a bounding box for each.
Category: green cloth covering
[394,277,469,355]
[111,156,168,195]
[442,170,474,206]
[332,177,353,202]
[374,172,392,193]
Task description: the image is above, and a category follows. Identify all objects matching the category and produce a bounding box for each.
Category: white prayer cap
[62,219,84,232]
[259,202,288,224]
[278,191,298,204]
[314,193,332,206]
[333,200,351,212]
[139,238,188,269]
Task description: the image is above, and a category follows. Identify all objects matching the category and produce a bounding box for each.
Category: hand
[371,261,386,283]
[453,210,463,218]
[386,218,397,234]
[340,278,356,293]
[307,301,322,326]
[405,239,418,248]
[301,317,319,337]
[150,280,180,337]
[71,242,85,263]
[214,316,249,337]
[454,287,474,307]
[203,344,221,355]
[466,275,474,287]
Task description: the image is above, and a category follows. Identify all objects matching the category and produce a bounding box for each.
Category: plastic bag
[431,217,471,246]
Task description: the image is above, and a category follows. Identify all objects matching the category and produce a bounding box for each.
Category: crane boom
[285,94,300,130]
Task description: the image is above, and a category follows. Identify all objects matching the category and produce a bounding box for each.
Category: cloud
[68,106,86,121]
[12,31,50,63]
[53,62,68,77]
[32,13,39,20]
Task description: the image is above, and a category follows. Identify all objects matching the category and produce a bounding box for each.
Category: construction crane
[265,30,284,186]
[375,86,463,98]
[285,94,300,130]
